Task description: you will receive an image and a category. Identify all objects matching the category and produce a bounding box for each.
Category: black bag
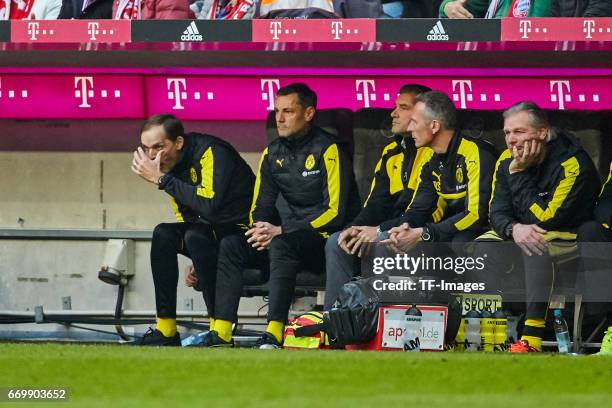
[324,275,462,348]
[324,276,381,348]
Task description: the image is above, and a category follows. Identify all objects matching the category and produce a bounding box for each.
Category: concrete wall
[0,239,267,316]
[0,151,266,318]
[0,151,262,230]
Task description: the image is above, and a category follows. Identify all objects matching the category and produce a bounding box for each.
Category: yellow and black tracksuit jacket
[594,161,612,228]
[158,132,255,226]
[489,129,601,239]
[349,135,433,227]
[250,126,360,237]
[380,132,498,242]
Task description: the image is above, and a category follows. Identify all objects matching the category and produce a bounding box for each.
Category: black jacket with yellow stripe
[250,125,360,237]
[380,132,498,241]
[350,135,433,227]
[490,129,601,239]
[595,161,612,227]
[158,132,255,226]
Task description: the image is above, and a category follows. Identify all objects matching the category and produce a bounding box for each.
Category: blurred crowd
[0,0,610,20]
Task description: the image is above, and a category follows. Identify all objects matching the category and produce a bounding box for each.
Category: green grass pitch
[1,343,611,408]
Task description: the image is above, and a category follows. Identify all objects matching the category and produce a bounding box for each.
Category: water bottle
[181,331,209,347]
[492,308,508,352]
[480,309,495,352]
[403,304,422,352]
[454,318,466,352]
[553,309,571,354]
[464,310,481,352]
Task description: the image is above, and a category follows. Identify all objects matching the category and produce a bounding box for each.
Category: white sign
[380,306,446,351]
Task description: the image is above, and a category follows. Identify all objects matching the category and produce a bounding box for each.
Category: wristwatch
[375,226,383,240]
[421,226,433,242]
[376,226,389,241]
[157,173,170,188]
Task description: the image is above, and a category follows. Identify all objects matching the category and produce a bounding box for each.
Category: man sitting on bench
[131,114,255,346]
[203,83,360,348]
[324,84,432,309]
[487,102,600,352]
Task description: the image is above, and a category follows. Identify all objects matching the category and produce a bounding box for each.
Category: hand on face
[131,147,164,184]
[509,138,545,174]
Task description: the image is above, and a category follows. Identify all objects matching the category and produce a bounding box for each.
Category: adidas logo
[427,20,449,41]
[181,21,203,41]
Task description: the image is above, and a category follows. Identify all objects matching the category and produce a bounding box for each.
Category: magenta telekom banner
[502,18,612,41]
[0,74,610,119]
[11,20,131,43]
[0,74,144,118]
[252,19,375,42]
[145,76,610,120]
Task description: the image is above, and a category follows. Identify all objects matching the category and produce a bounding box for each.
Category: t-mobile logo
[28,22,40,41]
[88,22,100,41]
[167,78,187,110]
[356,80,376,108]
[270,21,282,40]
[583,20,596,39]
[74,76,95,108]
[27,21,55,41]
[519,20,531,39]
[550,80,571,110]
[261,79,280,111]
[452,80,473,109]
[331,21,343,40]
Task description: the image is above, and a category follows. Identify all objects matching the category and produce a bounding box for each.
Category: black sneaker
[254,332,282,349]
[198,330,234,348]
[133,328,181,346]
